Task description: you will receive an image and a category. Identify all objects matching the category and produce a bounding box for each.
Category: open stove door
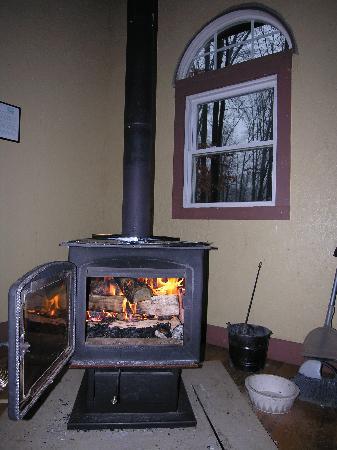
[8,261,76,420]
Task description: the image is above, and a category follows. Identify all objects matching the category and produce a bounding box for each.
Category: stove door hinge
[19,339,30,360]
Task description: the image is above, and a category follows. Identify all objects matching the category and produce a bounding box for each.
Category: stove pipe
[122,0,158,238]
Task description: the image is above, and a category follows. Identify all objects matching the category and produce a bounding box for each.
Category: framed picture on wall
[0,101,21,143]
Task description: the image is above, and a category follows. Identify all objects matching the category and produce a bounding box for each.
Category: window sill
[172,204,289,220]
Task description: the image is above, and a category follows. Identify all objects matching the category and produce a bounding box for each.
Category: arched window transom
[177,10,293,80]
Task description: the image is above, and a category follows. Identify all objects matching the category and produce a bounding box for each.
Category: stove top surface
[61,235,214,249]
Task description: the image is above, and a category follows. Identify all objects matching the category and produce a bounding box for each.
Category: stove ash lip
[60,236,215,250]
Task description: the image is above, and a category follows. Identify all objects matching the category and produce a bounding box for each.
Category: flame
[103,277,117,295]
[42,294,61,317]
[151,278,184,296]
[108,283,116,296]
[86,309,118,322]
[122,298,137,321]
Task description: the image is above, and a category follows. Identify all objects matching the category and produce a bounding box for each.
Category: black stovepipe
[122,0,158,238]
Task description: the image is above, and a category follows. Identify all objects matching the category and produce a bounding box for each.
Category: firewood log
[114,278,152,303]
[137,294,179,317]
[88,294,125,312]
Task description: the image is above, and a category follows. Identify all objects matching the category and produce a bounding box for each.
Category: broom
[293,254,337,407]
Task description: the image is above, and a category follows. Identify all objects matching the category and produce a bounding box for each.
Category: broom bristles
[293,373,337,408]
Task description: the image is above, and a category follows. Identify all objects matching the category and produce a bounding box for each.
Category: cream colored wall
[155,0,337,343]
[0,0,124,321]
[1,0,336,344]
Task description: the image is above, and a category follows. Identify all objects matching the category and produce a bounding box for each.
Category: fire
[86,309,118,322]
[150,278,184,296]
[43,294,61,317]
[86,277,185,325]
[122,298,137,321]
[108,282,116,296]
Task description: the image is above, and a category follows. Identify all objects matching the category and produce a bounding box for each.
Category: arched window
[173,9,295,220]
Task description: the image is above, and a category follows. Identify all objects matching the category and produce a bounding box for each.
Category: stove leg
[67,368,196,430]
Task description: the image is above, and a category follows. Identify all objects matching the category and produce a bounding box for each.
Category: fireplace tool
[293,247,337,407]
[227,261,272,372]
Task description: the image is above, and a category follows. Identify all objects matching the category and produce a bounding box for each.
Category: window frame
[184,75,277,208]
[173,50,292,220]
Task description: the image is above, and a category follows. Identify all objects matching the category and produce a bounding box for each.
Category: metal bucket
[228,323,272,372]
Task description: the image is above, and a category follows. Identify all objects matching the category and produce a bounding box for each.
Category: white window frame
[183,75,277,208]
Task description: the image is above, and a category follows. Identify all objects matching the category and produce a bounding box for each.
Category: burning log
[137,294,180,318]
[88,294,125,312]
[114,277,152,303]
[90,278,114,296]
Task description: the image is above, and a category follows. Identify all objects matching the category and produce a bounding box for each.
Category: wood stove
[7,0,213,429]
[8,237,211,427]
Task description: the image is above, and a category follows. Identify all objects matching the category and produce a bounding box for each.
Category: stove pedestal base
[67,369,196,430]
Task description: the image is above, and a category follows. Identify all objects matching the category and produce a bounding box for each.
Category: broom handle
[245,261,262,324]
[324,268,337,327]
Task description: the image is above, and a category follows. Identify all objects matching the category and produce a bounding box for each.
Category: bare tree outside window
[192,88,274,203]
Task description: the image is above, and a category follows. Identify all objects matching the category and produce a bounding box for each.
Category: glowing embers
[86,277,185,341]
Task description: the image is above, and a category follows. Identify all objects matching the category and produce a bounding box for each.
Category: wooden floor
[1,345,337,449]
[206,344,337,450]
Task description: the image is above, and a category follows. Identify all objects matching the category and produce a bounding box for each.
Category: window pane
[254,33,288,58]
[217,22,252,49]
[197,88,274,149]
[192,147,273,203]
[218,42,252,67]
[254,22,284,39]
[188,38,214,77]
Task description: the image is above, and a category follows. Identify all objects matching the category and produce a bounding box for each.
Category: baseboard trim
[206,324,304,367]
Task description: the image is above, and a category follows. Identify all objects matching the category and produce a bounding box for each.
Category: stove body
[68,239,209,368]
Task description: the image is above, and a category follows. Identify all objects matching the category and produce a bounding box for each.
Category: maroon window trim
[172,50,292,220]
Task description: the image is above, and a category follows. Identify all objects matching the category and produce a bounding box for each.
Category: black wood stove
[7,0,212,429]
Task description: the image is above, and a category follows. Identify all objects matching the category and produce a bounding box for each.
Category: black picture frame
[0,100,21,143]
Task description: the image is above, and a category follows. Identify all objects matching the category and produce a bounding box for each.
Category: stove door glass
[8,261,76,420]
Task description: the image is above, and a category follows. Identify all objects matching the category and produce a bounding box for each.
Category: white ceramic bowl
[245,374,300,414]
